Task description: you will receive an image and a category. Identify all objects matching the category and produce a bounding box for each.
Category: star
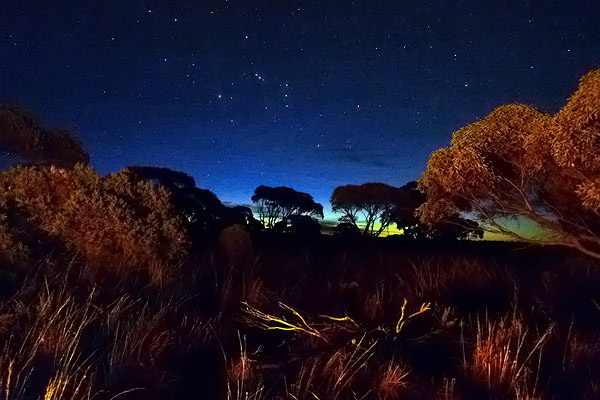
[1,0,597,221]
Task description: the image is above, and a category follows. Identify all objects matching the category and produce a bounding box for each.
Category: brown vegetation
[0,104,89,167]
[1,68,599,399]
[0,238,596,399]
[419,68,600,259]
[0,164,188,267]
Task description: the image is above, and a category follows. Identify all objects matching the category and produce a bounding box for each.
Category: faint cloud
[323,147,398,169]
[222,201,253,209]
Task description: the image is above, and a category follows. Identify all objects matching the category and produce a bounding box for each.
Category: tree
[127,166,222,231]
[332,181,480,239]
[273,215,322,236]
[0,164,188,266]
[333,222,361,237]
[0,104,89,167]
[0,212,29,266]
[429,217,483,241]
[127,166,260,238]
[390,181,481,240]
[251,185,323,229]
[388,181,425,234]
[331,182,401,236]
[418,68,600,259]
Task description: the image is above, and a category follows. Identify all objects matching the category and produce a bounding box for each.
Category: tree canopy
[251,185,323,229]
[419,68,600,258]
[0,164,188,266]
[331,182,416,236]
[0,104,89,167]
[332,181,481,239]
[388,181,425,233]
[128,166,258,238]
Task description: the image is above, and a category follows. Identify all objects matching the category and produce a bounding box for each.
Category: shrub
[0,212,29,266]
[0,164,188,266]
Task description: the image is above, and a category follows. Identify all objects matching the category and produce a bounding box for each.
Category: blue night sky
[1,1,599,221]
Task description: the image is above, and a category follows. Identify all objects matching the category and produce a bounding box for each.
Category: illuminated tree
[419,68,600,258]
[0,164,188,266]
[0,104,89,167]
[251,185,323,229]
[0,212,29,266]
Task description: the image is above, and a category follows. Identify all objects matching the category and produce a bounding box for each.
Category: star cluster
[1,0,599,216]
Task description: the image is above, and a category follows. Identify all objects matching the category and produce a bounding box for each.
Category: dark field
[0,233,599,400]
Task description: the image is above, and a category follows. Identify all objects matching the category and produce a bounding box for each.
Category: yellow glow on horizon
[354,222,405,237]
[480,217,556,242]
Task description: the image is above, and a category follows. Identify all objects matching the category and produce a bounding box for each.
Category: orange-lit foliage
[419,68,600,259]
[217,223,254,264]
[377,361,410,399]
[0,164,188,266]
[470,315,553,397]
[0,213,29,266]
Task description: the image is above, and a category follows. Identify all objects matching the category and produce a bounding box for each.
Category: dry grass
[108,302,174,370]
[285,356,321,399]
[0,237,594,399]
[0,289,97,400]
[377,360,410,399]
[563,331,600,372]
[324,334,378,394]
[243,276,269,307]
[469,313,554,396]
[226,333,264,400]
[363,283,386,320]
[436,377,458,400]
[407,257,503,299]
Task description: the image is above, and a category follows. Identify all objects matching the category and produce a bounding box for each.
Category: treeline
[2,66,600,265]
[0,104,481,268]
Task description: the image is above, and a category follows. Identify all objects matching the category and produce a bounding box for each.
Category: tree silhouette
[127,166,197,189]
[332,181,479,239]
[128,166,259,239]
[333,222,361,237]
[0,104,89,167]
[427,217,483,241]
[273,214,322,236]
[331,182,401,236]
[419,68,600,258]
[251,185,323,230]
[390,181,482,240]
[388,181,425,234]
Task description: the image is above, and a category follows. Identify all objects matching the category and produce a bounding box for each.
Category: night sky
[2,1,599,220]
